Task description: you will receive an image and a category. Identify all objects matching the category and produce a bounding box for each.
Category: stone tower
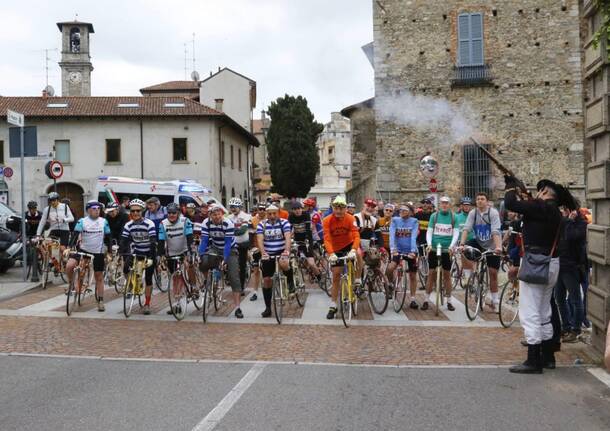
[57,20,94,96]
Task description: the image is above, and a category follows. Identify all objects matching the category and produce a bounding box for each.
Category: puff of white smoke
[376,92,479,145]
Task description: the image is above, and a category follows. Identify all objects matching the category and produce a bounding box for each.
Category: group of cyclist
[25,188,513,320]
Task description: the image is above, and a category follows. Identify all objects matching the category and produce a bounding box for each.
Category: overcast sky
[0,0,374,123]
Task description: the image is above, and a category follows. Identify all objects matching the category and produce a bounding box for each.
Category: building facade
[372,0,585,203]
[309,112,352,208]
[252,112,272,203]
[581,0,610,354]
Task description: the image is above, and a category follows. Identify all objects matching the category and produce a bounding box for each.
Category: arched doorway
[46,182,84,219]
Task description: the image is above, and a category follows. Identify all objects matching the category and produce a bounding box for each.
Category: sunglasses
[130,209,142,213]
[332,205,347,209]
[384,209,393,212]
[167,211,179,215]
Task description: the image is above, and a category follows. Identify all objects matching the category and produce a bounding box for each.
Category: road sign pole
[19,125,27,281]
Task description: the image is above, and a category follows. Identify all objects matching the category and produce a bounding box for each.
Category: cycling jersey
[229,211,252,245]
[288,213,313,244]
[378,216,392,249]
[25,210,42,237]
[355,212,382,245]
[309,210,324,241]
[322,213,360,254]
[72,216,111,254]
[36,203,74,236]
[106,211,129,243]
[199,218,236,261]
[415,211,432,245]
[455,211,474,242]
[120,218,157,256]
[159,217,193,256]
[257,219,291,256]
[426,210,459,251]
[389,216,418,254]
[463,207,502,250]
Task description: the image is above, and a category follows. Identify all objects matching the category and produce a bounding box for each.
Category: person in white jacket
[36,191,75,250]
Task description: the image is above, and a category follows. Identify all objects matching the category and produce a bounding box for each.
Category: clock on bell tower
[57,20,94,96]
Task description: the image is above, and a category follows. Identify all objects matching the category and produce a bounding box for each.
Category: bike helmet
[86,200,102,210]
[364,198,377,207]
[303,198,316,207]
[463,246,482,262]
[186,202,197,209]
[229,197,243,207]
[106,202,119,211]
[48,192,60,201]
[129,199,146,209]
[460,197,473,205]
[291,201,303,209]
[209,203,224,214]
[166,202,180,213]
[27,201,38,209]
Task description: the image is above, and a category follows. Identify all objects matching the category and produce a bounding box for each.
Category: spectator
[25,201,42,238]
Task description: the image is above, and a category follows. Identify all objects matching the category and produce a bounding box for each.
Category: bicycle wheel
[78,266,91,306]
[213,273,224,311]
[294,265,306,307]
[499,281,519,328]
[368,271,389,315]
[418,256,428,289]
[339,277,352,328]
[123,273,137,318]
[392,269,406,313]
[154,261,169,292]
[41,254,50,289]
[272,275,284,324]
[202,277,211,323]
[464,272,481,321]
[66,267,79,316]
[191,268,205,311]
[113,259,126,294]
[434,269,442,316]
[168,271,188,321]
[450,256,462,290]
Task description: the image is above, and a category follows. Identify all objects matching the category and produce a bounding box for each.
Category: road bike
[463,247,495,321]
[289,244,307,307]
[433,244,447,317]
[38,237,67,289]
[123,254,152,318]
[66,251,94,316]
[417,244,429,290]
[337,255,357,328]
[311,241,331,296]
[104,243,125,294]
[363,249,389,314]
[154,255,169,292]
[167,254,205,321]
[269,255,290,324]
[450,251,464,290]
[499,256,520,328]
[201,251,226,323]
[390,254,411,313]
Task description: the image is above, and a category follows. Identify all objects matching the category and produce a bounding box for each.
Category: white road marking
[236,289,264,318]
[588,367,610,389]
[191,363,266,431]
[300,289,332,323]
[444,294,481,323]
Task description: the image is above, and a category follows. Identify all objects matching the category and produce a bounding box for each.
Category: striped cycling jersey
[257,218,291,256]
[200,218,236,250]
[74,216,110,254]
[159,217,193,256]
[121,218,157,255]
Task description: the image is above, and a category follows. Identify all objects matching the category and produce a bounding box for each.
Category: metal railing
[451,64,493,87]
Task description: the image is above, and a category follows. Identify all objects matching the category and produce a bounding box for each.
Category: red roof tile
[140,81,200,92]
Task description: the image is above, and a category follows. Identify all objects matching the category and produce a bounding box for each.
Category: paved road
[1,355,609,431]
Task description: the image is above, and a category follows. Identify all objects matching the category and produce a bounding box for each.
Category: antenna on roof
[183,43,188,80]
[191,33,199,82]
[43,48,58,90]
[45,85,55,97]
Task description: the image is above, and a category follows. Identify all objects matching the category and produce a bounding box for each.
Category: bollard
[30,240,40,283]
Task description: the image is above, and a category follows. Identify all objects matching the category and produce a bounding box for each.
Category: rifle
[469,137,530,196]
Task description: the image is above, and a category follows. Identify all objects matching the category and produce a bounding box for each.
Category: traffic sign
[3,167,14,178]
[0,167,4,176]
[429,178,437,193]
[49,160,63,179]
[6,109,24,127]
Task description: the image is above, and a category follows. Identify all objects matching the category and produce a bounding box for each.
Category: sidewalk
[0,266,41,301]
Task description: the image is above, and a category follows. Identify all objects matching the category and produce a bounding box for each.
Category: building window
[0,141,4,165]
[238,148,242,171]
[328,146,335,162]
[172,138,187,162]
[463,143,491,198]
[221,141,226,166]
[105,139,121,163]
[55,140,70,163]
[458,13,483,66]
[231,187,235,198]
[221,186,227,207]
[230,145,234,169]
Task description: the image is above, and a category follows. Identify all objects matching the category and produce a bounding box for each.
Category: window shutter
[470,13,484,65]
[458,14,471,66]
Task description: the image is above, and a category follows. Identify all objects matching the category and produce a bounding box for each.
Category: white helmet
[228,197,243,207]
[129,199,146,209]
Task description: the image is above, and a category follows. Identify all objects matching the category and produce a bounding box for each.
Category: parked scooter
[0,215,24,273]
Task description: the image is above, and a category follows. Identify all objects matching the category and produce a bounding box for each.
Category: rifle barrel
[468,137,516,177]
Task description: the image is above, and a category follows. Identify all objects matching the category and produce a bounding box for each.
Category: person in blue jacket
[385,204,420,309]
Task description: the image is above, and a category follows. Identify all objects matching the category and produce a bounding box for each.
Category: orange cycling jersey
[322,213,360,254]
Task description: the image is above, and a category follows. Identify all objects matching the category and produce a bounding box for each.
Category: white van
[95,176,218,208]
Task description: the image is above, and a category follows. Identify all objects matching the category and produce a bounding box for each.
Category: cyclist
[199,204,243,318]
[378,203,395,252]
[66,200,112,312]
[386,204,420,309]
[256,204,292,318]
[459,191,503,310]
[248,202,267,301]
[354,198,382,288]
[288,200,320,281]
[105,202,129,245]
[36,192,75,250]
[120,199,157,315]
[25,201,42,238]
[455,197,474,243]
[144,197,167,237]
[322,196,360,319]
[422,196,459,311]
[270,195,290,220]
[228,197,252,295]
[346,202,356,215]
[415,198,433,253]
[303,198,324,244]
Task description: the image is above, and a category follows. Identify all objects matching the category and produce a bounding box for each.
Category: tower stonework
[57,20,94,96]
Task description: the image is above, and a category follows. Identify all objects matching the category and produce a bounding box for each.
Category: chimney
[261,110,266,120]
[42,89,48,98]
[215,98,224,112]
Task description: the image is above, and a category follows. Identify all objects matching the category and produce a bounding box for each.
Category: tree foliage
[266,95,324,198]
[592,0,610,58]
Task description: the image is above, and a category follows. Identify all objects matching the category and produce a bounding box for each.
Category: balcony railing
[451,64,493,88]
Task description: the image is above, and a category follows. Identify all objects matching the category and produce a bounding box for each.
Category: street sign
[0,167,4,177]
[429,178,438,193]
[49,160,63,179]
[6,109,24,127]
[3,167,13,178]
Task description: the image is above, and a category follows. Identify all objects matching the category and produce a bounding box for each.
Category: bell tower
[57,20,94,96]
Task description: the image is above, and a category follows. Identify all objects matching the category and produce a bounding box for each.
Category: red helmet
[303,198,316,207]
[364,198,377,207]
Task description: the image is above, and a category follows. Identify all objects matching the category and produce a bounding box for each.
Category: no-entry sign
[429,178,438,193]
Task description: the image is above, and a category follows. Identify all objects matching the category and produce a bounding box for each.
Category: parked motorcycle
[0,215,24,273]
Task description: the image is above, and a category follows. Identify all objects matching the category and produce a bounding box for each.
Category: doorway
[46,182,84,219]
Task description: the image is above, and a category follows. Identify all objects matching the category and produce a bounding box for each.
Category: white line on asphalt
[588,367,610,389]
[191,363,266,431]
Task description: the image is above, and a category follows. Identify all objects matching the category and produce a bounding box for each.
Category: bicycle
[433,244,446,317]
[312,242,331,296]
[154,255,169,292]
[267,255,302,324]
[462,246,495,321]
[499,256,520,328]
[104,243,125,294]
[201,251,226,323]
[167,254,204,321]
[363,249,389,315]
[26,238,44,280]
[417,244,429,290]
[450,252,464,290]
[289,244,307,307]
[122,254,152,318]
[65,251,95,316]
[390,253,410,313]
[337,255,357,328]
[38,237,67,289]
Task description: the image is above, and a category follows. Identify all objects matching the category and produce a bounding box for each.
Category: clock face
[68,71,82,84]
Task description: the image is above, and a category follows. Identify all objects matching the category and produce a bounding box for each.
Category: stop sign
[429,178,438,193]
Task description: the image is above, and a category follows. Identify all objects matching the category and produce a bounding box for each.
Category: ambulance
[94,176,218,208]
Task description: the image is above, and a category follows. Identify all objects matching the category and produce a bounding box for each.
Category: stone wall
[373,0,585,203]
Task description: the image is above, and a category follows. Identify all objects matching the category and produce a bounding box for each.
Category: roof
[0,96,259,147]
[201,68,257,108]
[57,20,95,33]
[200,67,256,84]
[340,98,374,117]
[140,81,200,92]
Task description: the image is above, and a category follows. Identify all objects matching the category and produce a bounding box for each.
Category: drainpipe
[246,144,251,211]
[218,124,225,198]
[139,119,144,179]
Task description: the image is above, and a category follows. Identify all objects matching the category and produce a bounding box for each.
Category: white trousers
[519,258,560,345]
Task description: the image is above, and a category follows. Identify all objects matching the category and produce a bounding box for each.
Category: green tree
[592,0,610,58]
[266,95,324,198]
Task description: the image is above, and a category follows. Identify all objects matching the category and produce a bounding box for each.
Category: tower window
[54,140,71,164]
[105,139,121,163]
[172,138,188,162]
[70,27,81,53]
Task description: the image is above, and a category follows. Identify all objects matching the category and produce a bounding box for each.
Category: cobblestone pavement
[0,279,597,366]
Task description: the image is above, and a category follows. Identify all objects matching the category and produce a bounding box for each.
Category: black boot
[261,288,272,317]
[509,344,543,374]
[541,339,556,369]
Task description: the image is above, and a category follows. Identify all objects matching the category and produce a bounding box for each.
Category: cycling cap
[266,204,279,211]
[291,201,303,209]
[384,203,395,210]
[185,203,197,209]
[106,203,119,211]
[439,196,451,203]
[86,200,102,210]
[347,202,356,208]
[364,198,376,207]
[146,197,160,205]
[209,204,224,213]
[27,201,38,209]
[129,199,146,209]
